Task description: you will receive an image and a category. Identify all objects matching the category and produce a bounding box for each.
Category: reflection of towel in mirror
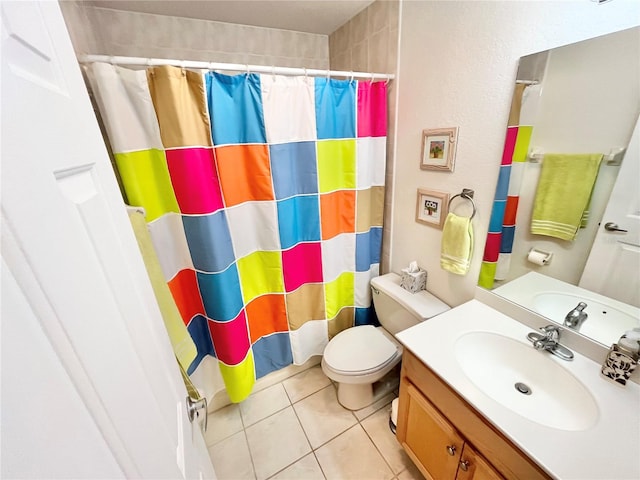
[531,154,602,241]
[441,213,474,275]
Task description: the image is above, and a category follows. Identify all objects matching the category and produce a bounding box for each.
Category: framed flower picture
[420,127,458,172]
[415,188,449,229]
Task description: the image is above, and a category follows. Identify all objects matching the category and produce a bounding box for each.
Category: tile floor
[205,365,425,480]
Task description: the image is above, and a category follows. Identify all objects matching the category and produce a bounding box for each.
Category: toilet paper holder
[527,248,553,265]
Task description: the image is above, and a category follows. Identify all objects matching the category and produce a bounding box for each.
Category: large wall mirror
[478,26,640,347]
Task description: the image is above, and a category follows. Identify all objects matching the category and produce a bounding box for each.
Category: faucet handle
[540,324,560,333]
[539,324,560,340]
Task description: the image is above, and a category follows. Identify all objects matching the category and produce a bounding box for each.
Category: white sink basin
[454,331,599,431]
[533,292,639,346]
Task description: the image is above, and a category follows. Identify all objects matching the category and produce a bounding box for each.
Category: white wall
[508,27,640,285]
[392,0,640,308]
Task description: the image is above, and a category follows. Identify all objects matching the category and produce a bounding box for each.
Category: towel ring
[449,189,476,220]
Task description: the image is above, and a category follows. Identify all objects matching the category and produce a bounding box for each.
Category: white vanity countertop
[396,299,640,480]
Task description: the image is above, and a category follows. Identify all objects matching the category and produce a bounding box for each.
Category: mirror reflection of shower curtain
[86,63,387,402]
[478,83,541,288]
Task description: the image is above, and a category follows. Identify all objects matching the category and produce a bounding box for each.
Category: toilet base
[336,366,400,411]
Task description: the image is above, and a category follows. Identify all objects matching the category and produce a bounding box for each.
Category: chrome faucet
[564,302,588,330]
[527,325,574,361]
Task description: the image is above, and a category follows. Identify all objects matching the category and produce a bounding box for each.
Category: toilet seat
[323,325,400,376]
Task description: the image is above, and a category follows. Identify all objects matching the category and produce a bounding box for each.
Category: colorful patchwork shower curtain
[87,63,387,402]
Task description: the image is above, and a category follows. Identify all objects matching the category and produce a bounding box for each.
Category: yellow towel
[531,153,602,241]
[128,210,197,372]
[441,213,474,275]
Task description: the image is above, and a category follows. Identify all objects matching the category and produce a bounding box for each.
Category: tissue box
[400,268,427,293]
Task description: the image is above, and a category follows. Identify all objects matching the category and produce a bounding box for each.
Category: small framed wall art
[420,127,458,172]
[415,188,449,229]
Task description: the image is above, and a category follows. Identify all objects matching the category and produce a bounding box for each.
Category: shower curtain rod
[78,55,395,81]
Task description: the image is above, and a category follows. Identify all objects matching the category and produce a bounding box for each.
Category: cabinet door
[400,380,464,480]
[457,444,504,480]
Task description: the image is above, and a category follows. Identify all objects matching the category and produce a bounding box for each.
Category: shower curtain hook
[246,64,250,77]
[371,72,375,83]
[303,67,308,79]
[326,68,330,81]
[385,75,390,86]
[109,56,115,65]
[271,65,276,79]
[208,61,214,72]
[349,71,354,84]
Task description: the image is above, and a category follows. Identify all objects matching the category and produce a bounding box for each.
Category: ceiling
[87,0,374,35]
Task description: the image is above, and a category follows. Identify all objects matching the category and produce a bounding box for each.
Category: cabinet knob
[460,460,470,471]
[446,445,456,456]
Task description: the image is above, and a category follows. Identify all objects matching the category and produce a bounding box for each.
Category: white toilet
[322,272,450,410]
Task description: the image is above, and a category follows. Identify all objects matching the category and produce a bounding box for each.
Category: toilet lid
[324,325,399,374]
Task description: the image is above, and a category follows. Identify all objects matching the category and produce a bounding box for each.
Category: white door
[580,116,640,307]
[0,2,215,478]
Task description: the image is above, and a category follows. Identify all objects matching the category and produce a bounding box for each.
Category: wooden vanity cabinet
[457,443,503,480]
[397,350,551,480]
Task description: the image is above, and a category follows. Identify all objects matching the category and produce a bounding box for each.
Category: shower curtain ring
[349,71,354,83]
[371,72,375,83]
[246,64,250,76]
[303,67,308,78]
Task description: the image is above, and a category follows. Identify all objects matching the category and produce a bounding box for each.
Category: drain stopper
[515,382,532,395]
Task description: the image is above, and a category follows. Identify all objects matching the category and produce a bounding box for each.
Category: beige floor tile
[397,461,425,480]
[205,403,244,446]
[245,406,311,480]
[353,392,396,421]
[315,424,394,480]
[282,365,332,403]
[362,406,414,474]
[293,385,357,449]
[208,431,256,480]
[240,383,291,427]
[268,453,325,480]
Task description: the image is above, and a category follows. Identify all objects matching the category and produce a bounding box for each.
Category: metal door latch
[186,396,208,432]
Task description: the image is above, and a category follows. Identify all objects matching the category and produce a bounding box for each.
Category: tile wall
[59,2,329,68]
[329,0,400,273]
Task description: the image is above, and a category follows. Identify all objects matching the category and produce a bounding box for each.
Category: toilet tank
[371,273,450,335]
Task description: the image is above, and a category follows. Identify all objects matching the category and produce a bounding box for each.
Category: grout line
[205,404,244,448]
[312,450,329,480]
[262,404,314,480]
[309,420,359,452]
[241,429,258,480]
[361,413,397,477]
[289,393,315,453]
[265,451,320,480]
[283,366,334,405]
[238,383,292,428]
